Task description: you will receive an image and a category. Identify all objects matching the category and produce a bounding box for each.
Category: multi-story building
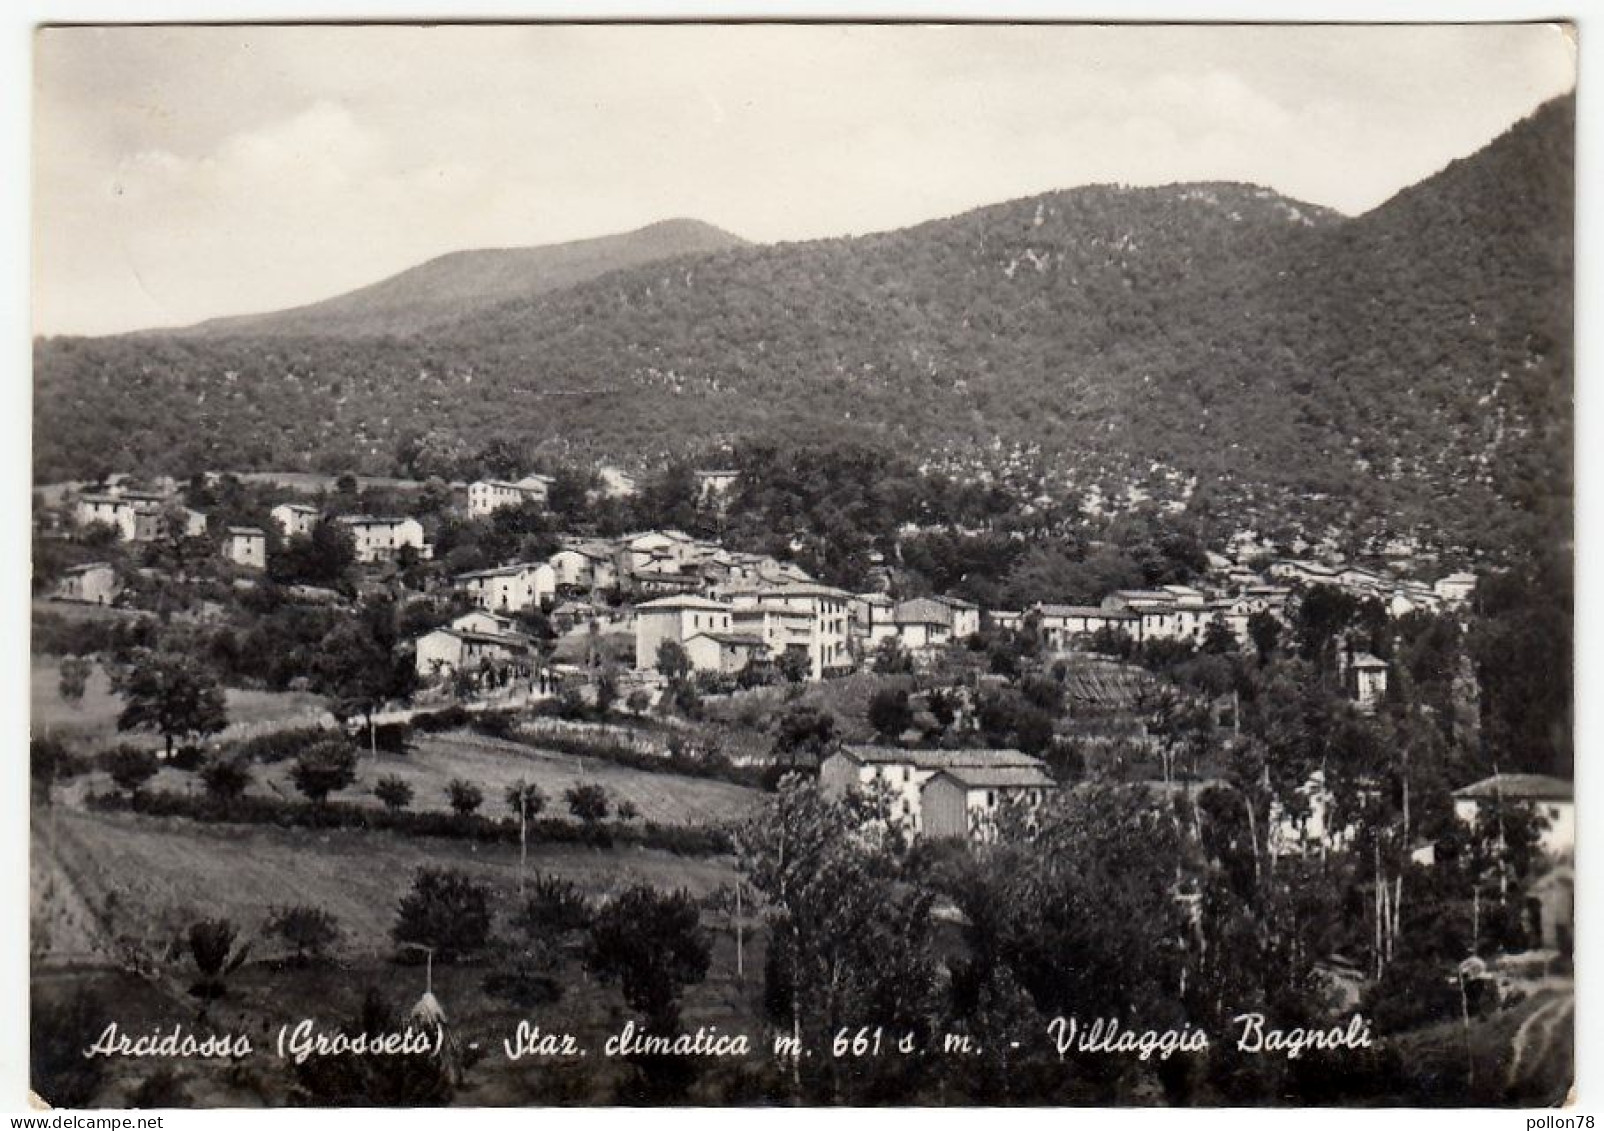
[682,631,768,674]
[852,592,897,646]
[74,492,165,542]
[921,764,1057,842]
[934,595,981,640]
[456,561,556,614]
[414,625,532,681]
[548,543,619,592]
[334,515,433,564]
[634,594,734,670]
[54,562,119,605]
[270,503,320,539]
[893,597,955,650]
[467,475,553,518]
[1035,604,1137,649]
[1434,571,1478,606]
[222,526,268,570]
[819,745,1049,835]
[731,584,852,679]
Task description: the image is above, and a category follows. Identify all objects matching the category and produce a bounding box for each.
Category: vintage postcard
[27,22,1575,1107]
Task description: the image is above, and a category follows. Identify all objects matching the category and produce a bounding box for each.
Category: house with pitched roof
[1452,774,1574,860]
[468,475,553,518]
[819,745,1049,833]
[222,526,268,570]
[457,561,555,614]
[683,631,768,674]
[634,594,734,670]
[54,561,119,605]
[922,763,1057,841]
[732,583,853,679]
[335,515,432,563]
[270,502,320,539]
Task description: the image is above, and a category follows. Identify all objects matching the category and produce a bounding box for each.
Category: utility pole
[735,877,744,980]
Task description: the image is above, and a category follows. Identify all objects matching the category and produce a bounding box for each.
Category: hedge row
[86,788,732,857]
[470,713,769,790]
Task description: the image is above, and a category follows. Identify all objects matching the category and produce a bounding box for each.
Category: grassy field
[123,728,764,827]
[32,805,765,1107]
[38,806,739,960]
[32,658,332,750]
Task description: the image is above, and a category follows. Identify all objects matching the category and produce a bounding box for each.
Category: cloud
[32,24,1576,336]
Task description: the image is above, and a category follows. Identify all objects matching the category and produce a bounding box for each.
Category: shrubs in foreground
[84,787,731,856]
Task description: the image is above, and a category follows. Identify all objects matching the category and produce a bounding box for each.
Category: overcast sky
[33,22,1575,337]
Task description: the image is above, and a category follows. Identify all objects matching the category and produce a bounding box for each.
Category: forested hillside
[33,95,1572,555]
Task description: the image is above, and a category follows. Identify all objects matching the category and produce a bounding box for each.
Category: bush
[446,779,483,817]
[200,754,252,803]
[867,687,913,740]
[392,868,493,962]
[498,722,767,788]
[585,884,710,1025]
[482,965,563,1008]
[374,775,414,813]
[169,745,206,772]
[356,721,413,755]
[188,918,246,998]
[411,705,469,733]
[103,744,159,796]
[30,735,84,801]
[83,787,732,855]
[290,740,358,805]
[232,726,333,764]
[471,711,517,740]
[566,783,610,824]
[511,873,593,941]
[267,905,341,965]
[506,779,547,821]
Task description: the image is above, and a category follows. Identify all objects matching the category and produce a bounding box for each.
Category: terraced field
[230,729,763,827]
[37,806,739,962]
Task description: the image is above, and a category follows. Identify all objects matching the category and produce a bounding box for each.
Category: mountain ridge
[173,217,748,339]
[31,94,1572,556]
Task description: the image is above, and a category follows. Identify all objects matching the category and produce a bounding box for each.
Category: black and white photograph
[23,20,1577,1109]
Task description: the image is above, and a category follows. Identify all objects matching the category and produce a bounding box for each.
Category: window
[986,791,995,806]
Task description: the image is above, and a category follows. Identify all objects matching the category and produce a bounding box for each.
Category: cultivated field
[31,659,332,750]
[32,805,765,1107]
[126,728,764,827]
[36,806,739,962]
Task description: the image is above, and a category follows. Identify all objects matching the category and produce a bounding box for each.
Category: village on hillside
[29,451,1573,1106]
[26,21,1575,1113]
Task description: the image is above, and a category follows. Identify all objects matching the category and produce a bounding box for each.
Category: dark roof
[336,514,412,526]
[688,632,766,648]
[1037,603,1129,619]
[446,629,531,648]
[929,765,1056,790]
[636,594,730,611]
[732,604,813,619]
[758,583,850,600]
[894,598,952,626]
[1453,774,1573,802]
[840,746,1042,771]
